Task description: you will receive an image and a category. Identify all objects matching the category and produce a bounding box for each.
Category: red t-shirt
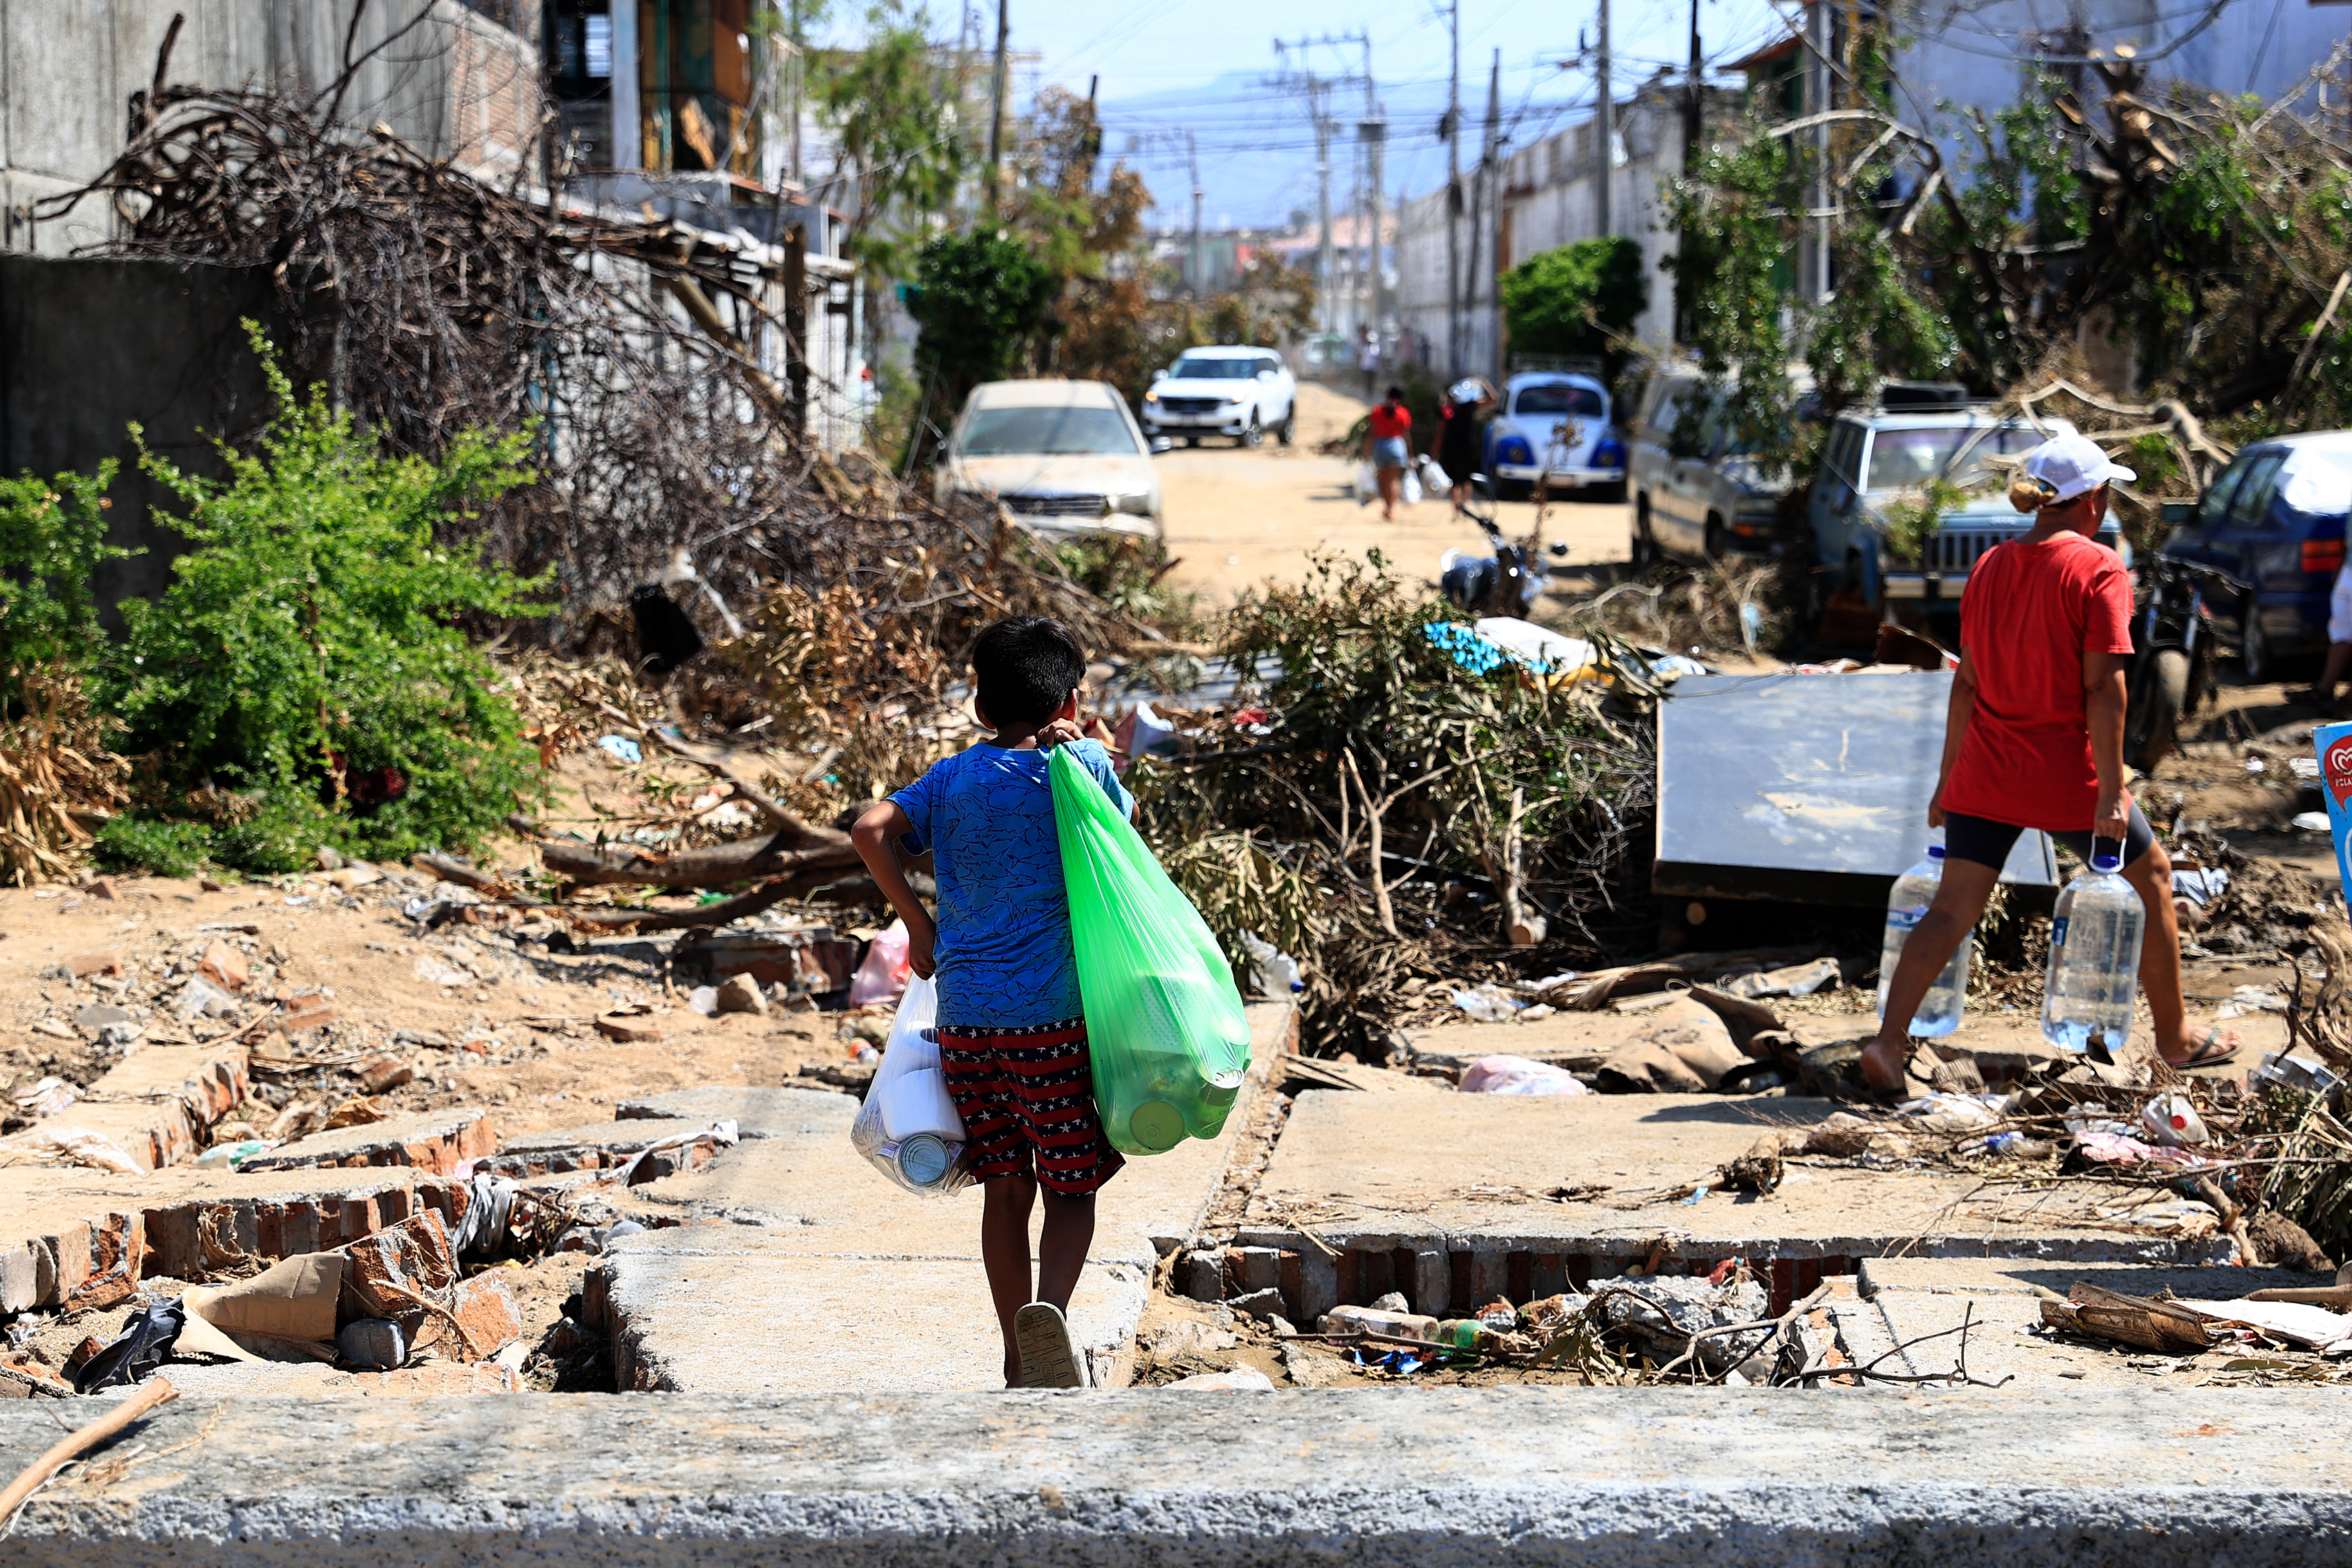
[1941,531,2135,831]
[1369,402,1411,440]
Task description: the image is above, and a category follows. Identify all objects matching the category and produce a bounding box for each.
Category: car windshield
[1515,383,1604,416]
[957,406,1141,456]
[1168,357,1259,380]
[1861,424,2042,494]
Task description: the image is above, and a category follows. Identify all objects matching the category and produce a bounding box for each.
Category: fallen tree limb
[410,852,803,932]
[535,831,858,889]
[645,723,800,831]
[0,1374,178,1527]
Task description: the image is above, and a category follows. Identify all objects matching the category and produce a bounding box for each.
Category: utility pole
[1312,80,1334,333]
[1361,33,1386,343]
[1595,0,1613,237]
[986,0,1009,212]
[787,0,803,187]
[1187,129,1203,295]
[1683,0,1702,176]
[1808,0,1830,302]
[1481,49,1501,379]
[1445,0,1461,376]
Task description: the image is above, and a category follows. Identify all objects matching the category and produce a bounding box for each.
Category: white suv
[1142,347,1298,448]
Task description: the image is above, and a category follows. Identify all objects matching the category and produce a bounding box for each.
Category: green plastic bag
[1050,744,1253,1156]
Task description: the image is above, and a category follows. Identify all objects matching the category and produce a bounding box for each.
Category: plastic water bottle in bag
[1877,838,1971,1037]
[849,976,977,1196]
[2041,848,2146,1053]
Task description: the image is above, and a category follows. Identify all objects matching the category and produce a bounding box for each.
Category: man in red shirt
[1364,385,1413,523]
[1863,433,2241,1091]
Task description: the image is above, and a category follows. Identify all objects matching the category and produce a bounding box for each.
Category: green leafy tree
[905,229,1059,448]
[811,8,977,279]
[0,464,128,696]
[1500,237,1648,367]
[107,324,551,869]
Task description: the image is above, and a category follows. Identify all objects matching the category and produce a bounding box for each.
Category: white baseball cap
[2023,431,2135,502]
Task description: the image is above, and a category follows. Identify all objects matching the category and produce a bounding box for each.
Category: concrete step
[6,1386,2346,1563]
[613,1086,856,1137]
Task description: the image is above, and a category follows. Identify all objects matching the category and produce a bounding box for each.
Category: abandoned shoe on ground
[1015,1301,1090,1389]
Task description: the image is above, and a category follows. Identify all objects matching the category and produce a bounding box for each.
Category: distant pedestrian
[1437,376,1497,513]
[852,616,1132,1388]
[1358,329,1380,398]
[1862,433,2241,1094]
[1365,385,1413,523]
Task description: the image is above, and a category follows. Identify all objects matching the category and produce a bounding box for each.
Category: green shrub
[107,323,552,863]
[1500,237,1647,367]
[906,230,1058,451]
[93,815,212,879]
[0,463,129,691]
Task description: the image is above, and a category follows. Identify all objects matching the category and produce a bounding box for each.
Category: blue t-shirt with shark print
[890,739,1133,1029]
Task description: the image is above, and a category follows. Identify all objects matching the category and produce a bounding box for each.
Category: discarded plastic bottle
[1877,839,1972,1037]
[1431,1320,1509,1353]
[1238,931,1305,997]
[2041,848,2146,1053]
[1317,1304,1440,1343]
[1981,1131,2054,1159]
[2138,1091,2209,1147]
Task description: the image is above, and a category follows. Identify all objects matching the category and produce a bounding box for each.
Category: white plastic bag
[849,977,976,1196]
[1402,466,1424,506]
[1417,454,1453,497]
[1354,461,1377,506]
[1458,1054,1590,1096]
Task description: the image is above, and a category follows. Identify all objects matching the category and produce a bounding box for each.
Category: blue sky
[984,0,1796,227]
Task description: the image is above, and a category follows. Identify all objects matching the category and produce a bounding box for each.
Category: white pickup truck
[1141,346,1298,448]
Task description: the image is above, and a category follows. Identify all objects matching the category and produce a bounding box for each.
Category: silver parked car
[1626,369,1794,563]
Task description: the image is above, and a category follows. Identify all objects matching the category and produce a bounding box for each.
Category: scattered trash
[1724,956,1841,1000]
[596,734,643,764]
[194,1138,277,1170]
[686,985,722,1017]
[2293,811,2331,832]
[1456,1054,1590,1095]
[2139,1091,2210,1147]
[9,1077,75,1116]
[1316,1304,1440,1341]
[174,975,237,1022]
[1894,1094,2005,1131]
[72,1300,185,1393]
[1238,931,1305,997]
[1450,984,1525,1023]
[1159,1367,1276,1390]
[2252,1052,2340,1096]
[338,1318,408,1369]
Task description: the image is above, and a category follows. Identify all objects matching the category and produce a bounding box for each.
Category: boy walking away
[851,616,1133,1388]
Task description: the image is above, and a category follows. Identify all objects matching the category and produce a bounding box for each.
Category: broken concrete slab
[1226,1092,2231,1322]
[7,1387,2351,1565]
[118,1360,520,1399]
[613,1086,854,1138]
[241,1108,495,1177]
[480,1123,728,1181]
[1857,1254,2335,1301]
[0,1041,250,1174]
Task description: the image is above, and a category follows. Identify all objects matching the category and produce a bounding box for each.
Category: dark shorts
[1943,804,2156,873]
[937,1018,1123,1196]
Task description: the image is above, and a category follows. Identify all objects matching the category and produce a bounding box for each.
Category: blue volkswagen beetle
[1483,372,1626,503]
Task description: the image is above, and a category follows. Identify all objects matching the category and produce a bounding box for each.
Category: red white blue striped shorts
[935,1017,1123,1196]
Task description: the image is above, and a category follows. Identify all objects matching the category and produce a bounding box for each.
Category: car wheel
[2241,611,2273,682]
[1632,497,1659,569]
[1242,413,1264,449]
[1277,407,1296,446]
[1703,514,1725,559]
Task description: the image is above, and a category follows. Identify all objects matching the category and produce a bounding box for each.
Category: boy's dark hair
[1384,384,1405,403]
[972,616,1086,727]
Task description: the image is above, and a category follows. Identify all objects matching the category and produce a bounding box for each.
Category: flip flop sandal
[1014,1301,1090,1390]
[2169,1027,2243,1072]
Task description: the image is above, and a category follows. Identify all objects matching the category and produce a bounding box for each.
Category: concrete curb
[2,1387,2344,1565]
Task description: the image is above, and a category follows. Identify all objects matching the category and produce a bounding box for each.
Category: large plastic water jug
[1877,839,1972,1036]
[2041,849,2145,1053]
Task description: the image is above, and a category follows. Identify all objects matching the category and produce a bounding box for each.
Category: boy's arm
[851,801,938,978]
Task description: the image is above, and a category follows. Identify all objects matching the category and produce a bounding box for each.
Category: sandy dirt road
[1155,382,1635,605]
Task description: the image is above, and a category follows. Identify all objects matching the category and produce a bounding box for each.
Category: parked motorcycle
[2124,555,2241,774]
[1439,475,1566,616]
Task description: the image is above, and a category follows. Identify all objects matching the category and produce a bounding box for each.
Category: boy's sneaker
[1014,1302,1090,1389]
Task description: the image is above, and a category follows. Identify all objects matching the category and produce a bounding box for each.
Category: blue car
[2160,433,2352,681]
[1482,372,1627,503]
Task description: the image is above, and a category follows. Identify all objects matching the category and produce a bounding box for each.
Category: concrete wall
[1394,86,1730,378]
[0,254,283,609]
[2,0,546,257]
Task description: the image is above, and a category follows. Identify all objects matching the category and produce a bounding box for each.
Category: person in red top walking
[1364,385,1413,522]
[1862,432,2242,1092]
